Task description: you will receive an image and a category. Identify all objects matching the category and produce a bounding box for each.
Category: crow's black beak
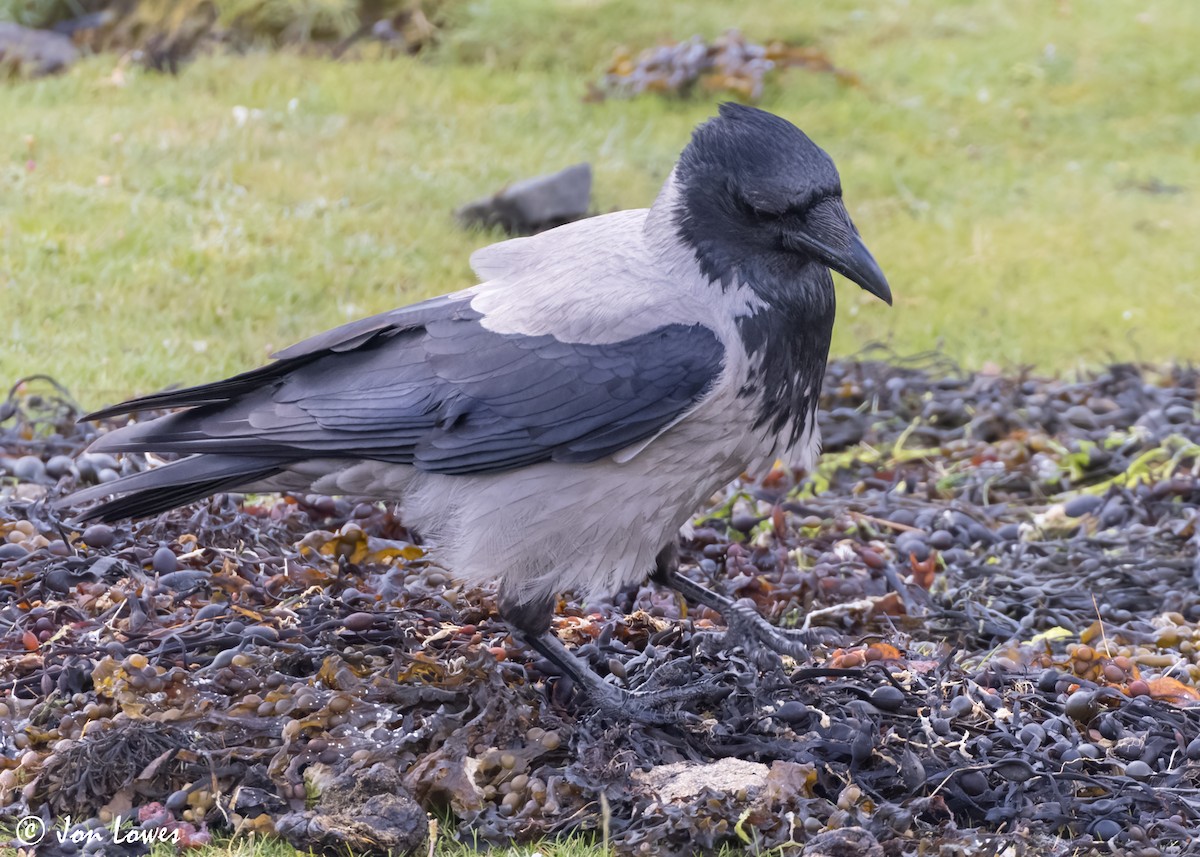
[828,232,892,306]
[786,198,892,306]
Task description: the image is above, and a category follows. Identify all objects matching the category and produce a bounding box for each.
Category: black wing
[84,294,726,476]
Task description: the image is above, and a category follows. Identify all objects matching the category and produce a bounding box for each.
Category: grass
[1,0,1198,408]
[2,2,1199,855]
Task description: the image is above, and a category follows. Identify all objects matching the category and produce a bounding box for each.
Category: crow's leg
[653,544,812,661]
[499,588,725,725]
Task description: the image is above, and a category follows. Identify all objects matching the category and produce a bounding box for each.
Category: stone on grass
[633,757,771,804]
[456,163,592,235]
[0,23,78,77]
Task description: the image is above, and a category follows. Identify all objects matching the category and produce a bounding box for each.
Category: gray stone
[632,757,770,804]
[0,23,79,77]
[457,162,592,235]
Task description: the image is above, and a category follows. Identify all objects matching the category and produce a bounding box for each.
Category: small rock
[1064,689,1099,722]
[456,163,592,235]
[13,455,46,483]
[81,524,115,548]
[1124,760,1153,780]
[1063,404,1099,429]
[894,531,929,561]
[1063,494,1103,518]
[77,452,120,482]
[342,612,376,632]
[958,769,989,796]
[869,685,905,712]
[0,543,29,560]
[45,454,75,479]
[632,757,769,804]
[996,523,1021,540]
[152,546,178,574]
[0,22,79,77]
[155,570,211,591]
[14,483,47,501]
[928,529,956,550]
[774,700,808,723]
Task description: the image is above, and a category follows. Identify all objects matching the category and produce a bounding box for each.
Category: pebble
[342,612,375,632]
[155,570,211,591]
[13,455,45,482]
[77,452,119,481]
[0,543,28,560]
[895,532,930,561]
[1064,405,1098,429]
[243,625,278,642]
[195,602,228,620]
[869,685,905,712]
[1063,494,1103,518]
[1124,760,1153,780]
[948,695,974,719]
[1186,737,1200,760]
[928,529,956,550]
[1064,690,1099,722]
[1018,724,1044,747]
[81,524,114,548]
[152,546,178,574]
[45,454,74,478]
[959,770,988,796]
[1037,669,1061,693]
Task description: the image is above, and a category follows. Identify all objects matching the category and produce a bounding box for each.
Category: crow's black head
[673,103,891,305]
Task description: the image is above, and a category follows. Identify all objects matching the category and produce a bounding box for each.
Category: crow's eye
[739,196,783,221]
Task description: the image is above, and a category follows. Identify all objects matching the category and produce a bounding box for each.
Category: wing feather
[85,295,725,475]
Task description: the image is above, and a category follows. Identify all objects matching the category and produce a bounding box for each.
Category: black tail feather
[60,453,287,523]
[75,469,281,523]
[81,361,293,421]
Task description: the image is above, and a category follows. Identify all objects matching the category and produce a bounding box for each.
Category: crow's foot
[522,627,728,725]
[584,673,730,726]
[653,562,816,668]
[723,597,814,664]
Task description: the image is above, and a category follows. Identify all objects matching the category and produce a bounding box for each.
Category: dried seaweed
[4,358,1200,855]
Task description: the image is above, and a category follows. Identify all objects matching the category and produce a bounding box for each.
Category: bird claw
[524,626,730,725]
[723,598,813,666]
[587,674,730,726]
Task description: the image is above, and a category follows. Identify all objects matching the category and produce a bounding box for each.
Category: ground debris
[276,764,427,856]
[2,0,449,76]
[595,29,859,103]
[4,356,1200,855]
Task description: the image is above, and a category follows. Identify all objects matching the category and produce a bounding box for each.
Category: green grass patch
[3,0,1199,406]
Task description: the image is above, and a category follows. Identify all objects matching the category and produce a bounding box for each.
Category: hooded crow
[65,104,891,721]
